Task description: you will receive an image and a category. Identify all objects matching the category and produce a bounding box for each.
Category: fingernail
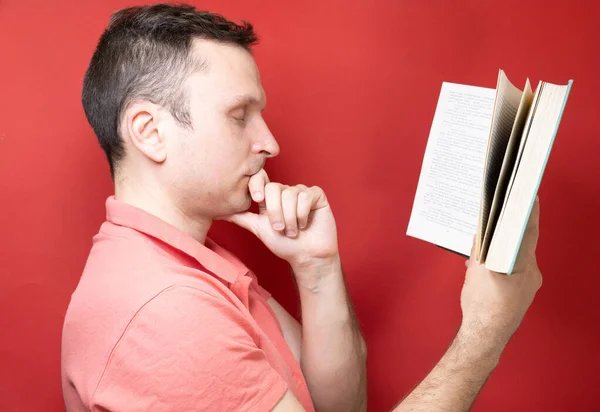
[273,222,284,231]
[253,192,263,201]
[286,230,297,238]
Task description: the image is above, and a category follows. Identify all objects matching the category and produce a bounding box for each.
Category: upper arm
[267,297,302,364]
[271,390,306,412]
[91,286,288,412]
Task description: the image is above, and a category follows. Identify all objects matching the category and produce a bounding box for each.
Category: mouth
[246,164,265,177]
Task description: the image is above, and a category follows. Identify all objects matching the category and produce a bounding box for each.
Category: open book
[407,70,572,274]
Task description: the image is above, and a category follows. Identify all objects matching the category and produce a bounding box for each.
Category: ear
[123,102,167,164]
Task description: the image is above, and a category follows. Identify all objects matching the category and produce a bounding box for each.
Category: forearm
[295,256,367,412]
[394,329,503,412]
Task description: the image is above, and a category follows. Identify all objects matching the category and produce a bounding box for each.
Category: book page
[497,81,543,223]
[475,70,523,259]
[480,79,534,261]
[407,82,495,256]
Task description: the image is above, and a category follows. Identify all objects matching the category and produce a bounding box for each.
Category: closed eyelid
[230,106,247,117]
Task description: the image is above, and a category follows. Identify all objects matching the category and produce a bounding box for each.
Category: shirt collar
[105,196,246,284]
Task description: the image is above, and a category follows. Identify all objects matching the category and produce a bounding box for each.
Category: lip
[246,165,265,177]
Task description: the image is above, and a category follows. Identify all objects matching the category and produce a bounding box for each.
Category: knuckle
[282,187,298,200]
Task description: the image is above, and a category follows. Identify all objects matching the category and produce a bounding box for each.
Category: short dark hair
[82,3,259,178]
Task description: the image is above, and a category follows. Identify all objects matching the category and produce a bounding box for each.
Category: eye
[231,107,247,125]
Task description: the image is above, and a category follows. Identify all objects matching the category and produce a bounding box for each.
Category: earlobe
[125,102,167,164]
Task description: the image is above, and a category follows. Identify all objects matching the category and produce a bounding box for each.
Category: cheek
[214,140,252,176]
[182,121,251,185]
[223,133,251,160]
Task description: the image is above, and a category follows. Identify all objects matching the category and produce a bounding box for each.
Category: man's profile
[61,4,543,411]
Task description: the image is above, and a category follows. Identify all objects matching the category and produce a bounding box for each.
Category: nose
[252,119,280,158]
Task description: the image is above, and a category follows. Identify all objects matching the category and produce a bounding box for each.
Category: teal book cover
[507,80,574,274]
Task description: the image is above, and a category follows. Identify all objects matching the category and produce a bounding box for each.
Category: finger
[298,186,328,229]
[514,196,541,271]
[220,212,260,236]
[306,186,328,209]
[523,196,541,251]
[257,200,267,215]
[529,196,540,231]
[297,189,312,230]
[282,187,300,237]
[248,169,270,203]
[265,183,285,231]
[466,234,476,267]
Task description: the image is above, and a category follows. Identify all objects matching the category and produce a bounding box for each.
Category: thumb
[220,211,260,236]
[466,234,477,267]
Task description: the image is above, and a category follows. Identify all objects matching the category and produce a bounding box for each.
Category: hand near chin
[219,169,339,271]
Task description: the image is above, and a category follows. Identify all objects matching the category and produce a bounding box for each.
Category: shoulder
[90,284,287,411]
[121,284,259,341]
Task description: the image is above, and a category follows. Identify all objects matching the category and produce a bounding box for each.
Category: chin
[224,191,252,215]
[239,193,253,211]
[215,182,253,217]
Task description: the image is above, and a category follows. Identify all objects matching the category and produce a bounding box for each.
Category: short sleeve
[90,285,288,412]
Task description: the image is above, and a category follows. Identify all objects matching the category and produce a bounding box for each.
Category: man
[61,4,542,411]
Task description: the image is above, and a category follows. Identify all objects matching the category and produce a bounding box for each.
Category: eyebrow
[228,94,267,111]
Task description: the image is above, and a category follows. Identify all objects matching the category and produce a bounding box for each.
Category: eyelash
[232,108,248,125]
[232,106,265,126]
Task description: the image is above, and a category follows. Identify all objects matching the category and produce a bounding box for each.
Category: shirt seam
[88,285,176,406]
[88,284,259,408]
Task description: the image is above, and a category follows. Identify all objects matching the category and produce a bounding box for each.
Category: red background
[1,0,599,411]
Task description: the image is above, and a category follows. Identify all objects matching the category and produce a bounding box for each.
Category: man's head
[82,4,279,220]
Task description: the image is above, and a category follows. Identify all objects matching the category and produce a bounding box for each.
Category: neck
[114,175,212,244]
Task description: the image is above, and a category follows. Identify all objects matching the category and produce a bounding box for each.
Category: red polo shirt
[61,196,314,411]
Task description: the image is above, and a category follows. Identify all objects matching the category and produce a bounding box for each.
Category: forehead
[187,39,265,105]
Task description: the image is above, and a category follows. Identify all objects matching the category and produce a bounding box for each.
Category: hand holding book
[407,70,572,274]
[460,196,542,351]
